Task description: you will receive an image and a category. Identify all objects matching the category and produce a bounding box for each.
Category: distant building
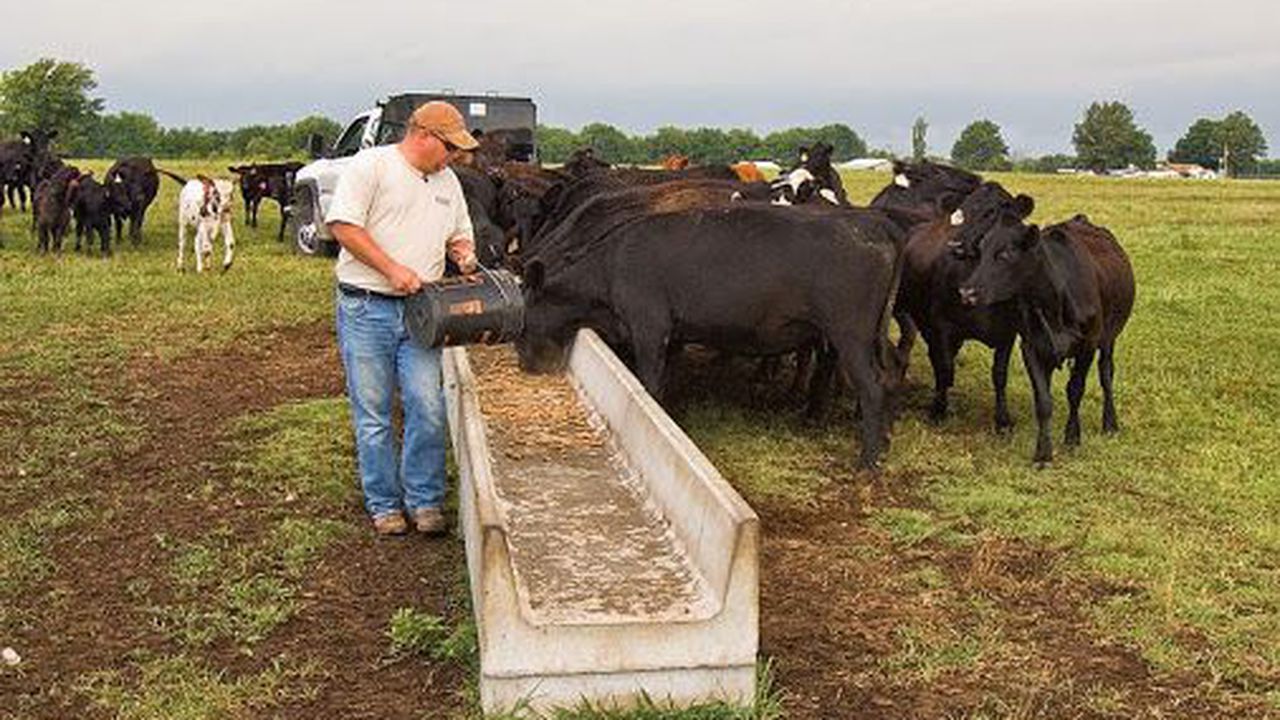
[838,158,894,172]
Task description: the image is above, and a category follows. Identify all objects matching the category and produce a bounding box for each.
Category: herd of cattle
[0,128,1136,467]
[0,129,298,270]
[456,143,1135,469]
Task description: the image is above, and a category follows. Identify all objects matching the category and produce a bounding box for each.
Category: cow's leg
[628,314,672,401]
[925,328,957,423]
[834,335,886,470]
[893,306,917,379]
[276,205,288,242]
[176,221,187,271]
[112,212,124,242]
[992,340,1014,433]
[1020,341,1055,465]
[221,220,236,272]
[1098,341,1119,433]
[74,217,85,252]
[99,223,111,257]
[804,344,838,421]
[131,208,144,245]
[1064,348,1095,447]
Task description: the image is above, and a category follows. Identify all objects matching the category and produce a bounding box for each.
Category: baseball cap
[410,101,480,150]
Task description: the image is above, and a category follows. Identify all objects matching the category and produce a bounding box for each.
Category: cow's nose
[958,286,980,306]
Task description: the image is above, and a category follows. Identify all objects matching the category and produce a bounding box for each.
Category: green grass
[78,654,322,720]
[149,403,354,649]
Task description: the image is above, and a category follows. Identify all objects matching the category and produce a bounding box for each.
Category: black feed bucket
[404,268,524,348]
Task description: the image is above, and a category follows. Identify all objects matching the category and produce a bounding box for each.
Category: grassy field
[1,161,1277,718]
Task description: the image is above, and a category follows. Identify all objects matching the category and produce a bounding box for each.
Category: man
[326,101,479,536]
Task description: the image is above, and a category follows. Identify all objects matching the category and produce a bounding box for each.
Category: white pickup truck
[291,92,537,256]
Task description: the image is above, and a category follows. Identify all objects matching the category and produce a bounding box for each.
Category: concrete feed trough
[442,329,759,714]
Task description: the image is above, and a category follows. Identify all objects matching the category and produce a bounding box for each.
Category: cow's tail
[876,240,908,393]
[155,168,188,186]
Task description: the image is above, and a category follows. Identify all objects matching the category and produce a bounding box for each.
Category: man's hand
[386,263,424,294]
[448,237,478,275]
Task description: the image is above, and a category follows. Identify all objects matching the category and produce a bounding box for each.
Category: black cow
[959,207,1135,464]
[73,174,114,256]
[785,142,849,206]
[104,158,160,245]
[33,164,82,253]
[518,203,903,470]
[453,166,509,269]
[895,181,1034,428]
[0,130,57,212]
[228,162,303,241]
[562,147,611,177]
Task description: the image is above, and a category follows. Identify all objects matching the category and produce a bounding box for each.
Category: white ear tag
[894,173,910,188]
[819,188,838,204]
[730,191,743,201]
[950,209,965,226]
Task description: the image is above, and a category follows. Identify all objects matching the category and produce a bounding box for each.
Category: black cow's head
[946,181,1020,257]
[871,160,983,224]
[958,194,1038,307]
[515,260,572,373]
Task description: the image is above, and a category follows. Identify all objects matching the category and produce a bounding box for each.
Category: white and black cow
[159,169,236,272]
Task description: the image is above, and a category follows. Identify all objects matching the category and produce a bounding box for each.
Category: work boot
[412,507,447,536]
[372,512,408,536]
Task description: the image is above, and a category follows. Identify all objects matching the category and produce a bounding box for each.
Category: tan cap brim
[443,128,480,151]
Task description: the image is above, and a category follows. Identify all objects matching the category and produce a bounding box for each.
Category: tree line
[2,58,1274,176]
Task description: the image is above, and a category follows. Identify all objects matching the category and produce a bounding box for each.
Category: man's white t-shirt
[326,145,473,295]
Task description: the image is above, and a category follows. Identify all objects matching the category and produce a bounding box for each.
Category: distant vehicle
[291,92,537,256]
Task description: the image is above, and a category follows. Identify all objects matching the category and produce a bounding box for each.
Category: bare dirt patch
[755,478,1268,719]
[1,321,468,720]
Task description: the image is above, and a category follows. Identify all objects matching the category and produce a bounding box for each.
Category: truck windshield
[376,120,406,145]
[332,117,369,158]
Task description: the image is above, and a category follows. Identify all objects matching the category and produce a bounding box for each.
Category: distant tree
[724,128,764,163]
[645,125,694,162]
[1218,111,1267,177]
[0,58,104,150]
[1072,101,1156,172]
[578,122,636,164]
[1168,118,1223,170]
[1168,111,1266,177]
[535,125,579,163]
[79,111,161,157]
[685,127,734,165]
[951,119,1011,171]
[289,115,342,154]
[1254,158,1280,177]
[762,128,813,165]
[811,123,867,162]
[911,116,928,161]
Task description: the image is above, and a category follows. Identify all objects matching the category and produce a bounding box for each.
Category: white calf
[176,177,236,272]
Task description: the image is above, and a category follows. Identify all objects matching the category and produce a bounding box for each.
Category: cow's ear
[47,130,58,140]
[1012,194,1035,219]
[935,192,963,215]
[20,131,31,143]
[524,260,545,292]
[1017,224,1040,249]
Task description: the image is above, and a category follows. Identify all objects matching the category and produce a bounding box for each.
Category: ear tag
[894,174,910,188]
[950,209,965,226]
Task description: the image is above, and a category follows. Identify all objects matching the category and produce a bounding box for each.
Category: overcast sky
[6,0,1278,156]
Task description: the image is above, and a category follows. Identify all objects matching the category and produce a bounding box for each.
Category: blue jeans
[335,288,447,518]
